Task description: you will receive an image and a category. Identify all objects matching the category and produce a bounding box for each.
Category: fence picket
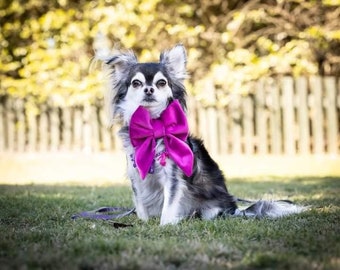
[255,80,268,154]
[39,105,49,152]
[61,107,72,150]
[281,77,296,155]
[27,110,37,152]
[198,103,208,148]
[206,80,219,155]
[324,76,338,154]
[6,99,15,152]
[296,77,310,154]
[268,79,282,154]
[0,100,5,151]
[15,99,26,152]
[99,108,112,151]
[310,76,324,154]
[50,106,59,151]
[83,104,92,153]
[218,107,228,154]
[230,94,242,154]
[242,94,254,154]
[90,105,100,152]
[73,107,83,151]
[188,98,198,136]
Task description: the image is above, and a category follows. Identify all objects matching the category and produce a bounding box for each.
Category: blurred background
[0,0,339,184]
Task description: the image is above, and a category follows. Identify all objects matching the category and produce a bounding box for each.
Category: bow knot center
[152,119,166,139]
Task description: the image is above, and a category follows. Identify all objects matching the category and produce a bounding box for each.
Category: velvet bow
[129,100,194,179]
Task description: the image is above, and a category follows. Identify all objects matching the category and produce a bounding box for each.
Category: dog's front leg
[130,178,150,221]
[134,198,150,221]
[127,164,151,221]
[160,178,187,225]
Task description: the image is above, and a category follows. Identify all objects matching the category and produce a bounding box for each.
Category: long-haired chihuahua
[99,44,305,225]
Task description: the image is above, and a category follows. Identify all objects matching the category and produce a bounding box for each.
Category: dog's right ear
[96,51,138,124]
[101,51,138,85]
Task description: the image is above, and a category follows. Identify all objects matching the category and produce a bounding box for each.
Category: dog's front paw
[135,206,150,221]
[160,215,182,226]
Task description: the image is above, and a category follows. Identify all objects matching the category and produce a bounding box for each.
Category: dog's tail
[233,199,307,218]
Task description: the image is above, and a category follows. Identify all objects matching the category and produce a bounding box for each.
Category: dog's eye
[132,80,142,88]
[156,79,167,88]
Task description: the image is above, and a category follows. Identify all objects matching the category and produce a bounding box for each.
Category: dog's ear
[160,44,187,82]
[102,51,138,84]
[97,51,137,124]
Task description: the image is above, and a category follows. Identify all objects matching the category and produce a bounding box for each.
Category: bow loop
[129,100,194,179]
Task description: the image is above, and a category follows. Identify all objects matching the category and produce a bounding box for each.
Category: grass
[0,177,339,270]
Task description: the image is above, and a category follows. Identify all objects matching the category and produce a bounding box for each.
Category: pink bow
[129,100,194,179]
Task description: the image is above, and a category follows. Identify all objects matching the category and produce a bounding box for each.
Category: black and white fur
[100,44,305,225]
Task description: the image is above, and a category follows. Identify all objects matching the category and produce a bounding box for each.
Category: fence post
[218,106,229,154]
[90,104,100,152]
[242,93,254,155]
[83,103,92,153]
[50,105,60,151]
[324,76,338,155]
[5,98,15,152]
[39,104,49,152]
[0,99,5,152]
[188,97,198,136]
[27,106,37,152]
[281,77,296,155]
[268,79,282,154]
[206,80,218,155]
[62,106,72,151]
[230,94,242,154]
[296,77,310,154]
[198,102,207,146]
[99,107,112,151]
[16,99,26,152]
[309,76,324,154]
[255,79,268,154]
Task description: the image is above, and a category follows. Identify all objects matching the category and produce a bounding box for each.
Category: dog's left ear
[160,44,187,82]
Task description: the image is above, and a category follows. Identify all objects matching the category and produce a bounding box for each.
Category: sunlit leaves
[0,0,339,107]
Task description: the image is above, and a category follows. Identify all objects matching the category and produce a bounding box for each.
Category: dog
[99,44,305,225]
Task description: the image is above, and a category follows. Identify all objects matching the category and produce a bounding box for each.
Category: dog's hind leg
[200,206,223,220]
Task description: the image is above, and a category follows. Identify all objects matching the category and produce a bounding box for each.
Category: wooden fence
[0,76,339,155]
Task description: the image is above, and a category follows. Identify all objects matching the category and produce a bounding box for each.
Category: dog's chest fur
[119,127,178,217]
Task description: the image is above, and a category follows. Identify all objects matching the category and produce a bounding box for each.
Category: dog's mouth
[143,96,156,102]
[142,96,157,106]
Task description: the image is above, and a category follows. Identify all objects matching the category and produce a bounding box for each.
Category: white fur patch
[201,207,222,220]
[132,72,146,84]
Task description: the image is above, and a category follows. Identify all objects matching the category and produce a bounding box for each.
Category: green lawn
[0,177,339,270]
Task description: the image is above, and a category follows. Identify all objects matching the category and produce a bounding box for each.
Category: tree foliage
[1,0,339,106]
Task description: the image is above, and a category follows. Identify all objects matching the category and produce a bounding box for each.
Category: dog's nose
[144,87,154,96]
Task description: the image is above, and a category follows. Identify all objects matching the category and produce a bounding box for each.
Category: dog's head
[102,44,188,124]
